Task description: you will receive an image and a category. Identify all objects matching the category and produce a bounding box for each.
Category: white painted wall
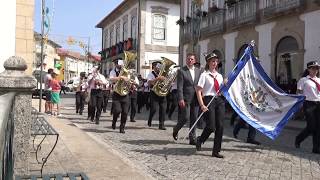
[300,10,320,69]
[102,3,139,49]
[143,51,179,78]
[0,0,16,73]
[255,22,276,76]
[145,1,180,47]
[198,39,209,68]
[223,32,238,75]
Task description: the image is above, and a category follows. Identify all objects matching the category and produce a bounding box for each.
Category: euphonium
[152,57,179,97]
[113,51,137,96]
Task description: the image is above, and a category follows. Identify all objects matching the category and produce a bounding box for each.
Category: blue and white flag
[221,45,305,139]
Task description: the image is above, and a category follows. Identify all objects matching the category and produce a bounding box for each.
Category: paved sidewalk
[31,99,152,180]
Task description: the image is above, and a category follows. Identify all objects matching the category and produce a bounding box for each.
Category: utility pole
[39,0,45,112]
[88,37,90,72]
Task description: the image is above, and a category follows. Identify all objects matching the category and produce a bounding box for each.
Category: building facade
[34,32,61,71]
[181,0,320,92]
[96,0,180,78]
[57,48,100,82]
[0,0,35,74]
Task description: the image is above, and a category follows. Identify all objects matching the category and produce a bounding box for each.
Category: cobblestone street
[60,96,320,180]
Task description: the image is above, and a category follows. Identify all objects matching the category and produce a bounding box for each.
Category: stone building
[57,48,100,83]
[34,32,61,71]
[96,0,180,78]
[0,0,35,74]
[180,0,320,92]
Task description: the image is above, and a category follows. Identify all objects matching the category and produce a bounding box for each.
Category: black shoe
[120,128,125,134]
[295,139,300,148]
[159,126,166,130]
[76,110,78,113]
[246,139,261,145]
[79,111,83,115]
[90,118,94,122]
[147,121,151,127]
[233,130,238,139]
[189,139,196,145]
[172,130,178,140]
[130,119,136,122]
[195,137,201,151]
[112,123,116,130]
[212,152,224,158]
[103,110,106,113]
[95,121,99,125]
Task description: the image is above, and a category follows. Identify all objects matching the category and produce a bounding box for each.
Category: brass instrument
[113,51,137,96]
[152,57,179,97]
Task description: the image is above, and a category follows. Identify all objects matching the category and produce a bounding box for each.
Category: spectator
[50,69,62,116]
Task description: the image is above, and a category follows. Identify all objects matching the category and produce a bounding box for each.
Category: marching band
[65,49,320,158]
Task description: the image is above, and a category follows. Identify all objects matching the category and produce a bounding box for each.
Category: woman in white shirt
[195,52,225,158]
[295,61,320,154]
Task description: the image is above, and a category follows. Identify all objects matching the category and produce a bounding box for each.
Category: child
[50,70,62,116]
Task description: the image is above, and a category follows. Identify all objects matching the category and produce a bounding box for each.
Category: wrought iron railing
[263,0,305,18]
[0,92,16,180]
[207,10,224,34]
[226,0,257,28]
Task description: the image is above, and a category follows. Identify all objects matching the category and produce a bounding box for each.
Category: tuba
[113,51,137,96]
[152,57,179,97]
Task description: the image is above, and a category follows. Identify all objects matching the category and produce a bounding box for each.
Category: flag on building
[221,44,305,139]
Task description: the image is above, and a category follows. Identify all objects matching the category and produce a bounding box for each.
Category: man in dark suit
[173,53,201,145]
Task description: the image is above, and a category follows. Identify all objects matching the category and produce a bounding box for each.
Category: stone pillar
[255,22,276,76]
[223,32,238,75]
[0,56,36,176]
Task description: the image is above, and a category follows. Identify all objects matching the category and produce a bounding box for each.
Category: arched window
[131,16,137,38]
[152,14,166,40]
[123,20,128,41]
[275,36,299,87]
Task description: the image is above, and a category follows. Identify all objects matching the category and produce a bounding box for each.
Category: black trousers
[296,101,320,152]
[102,90,110,112]
[129,91,137,121]
[233,118,256,141]
[88,89,103,123]
[144,92,150,110]
[168,89,178,118]
[148,91,166,127]
[137,91,144,112]
[112,93,130,129]
[75,91,85,113]
[174,97,198,141]
[198,96,225,153]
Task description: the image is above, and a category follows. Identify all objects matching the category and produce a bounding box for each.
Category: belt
[306,101,320,105]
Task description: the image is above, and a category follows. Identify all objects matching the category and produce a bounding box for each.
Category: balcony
[226,0,257,29]
[263,0,305,18]
[201,10,224,36]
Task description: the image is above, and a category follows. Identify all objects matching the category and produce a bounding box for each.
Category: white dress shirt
[188,66,195,82]
[197,70,223,96]
[297,75,320,101]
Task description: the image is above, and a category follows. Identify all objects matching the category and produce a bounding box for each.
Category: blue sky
[34,0,123,55]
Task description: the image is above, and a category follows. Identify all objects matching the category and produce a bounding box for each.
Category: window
[116,24,120,43]
[109,28,114,46]
[131,16,137,38]
[104,28,108,48]
[123,20,128,41]
[152,14,166,40]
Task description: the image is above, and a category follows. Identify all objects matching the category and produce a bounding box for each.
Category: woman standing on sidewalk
[50,70,62,116]
[295,61,320,154]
